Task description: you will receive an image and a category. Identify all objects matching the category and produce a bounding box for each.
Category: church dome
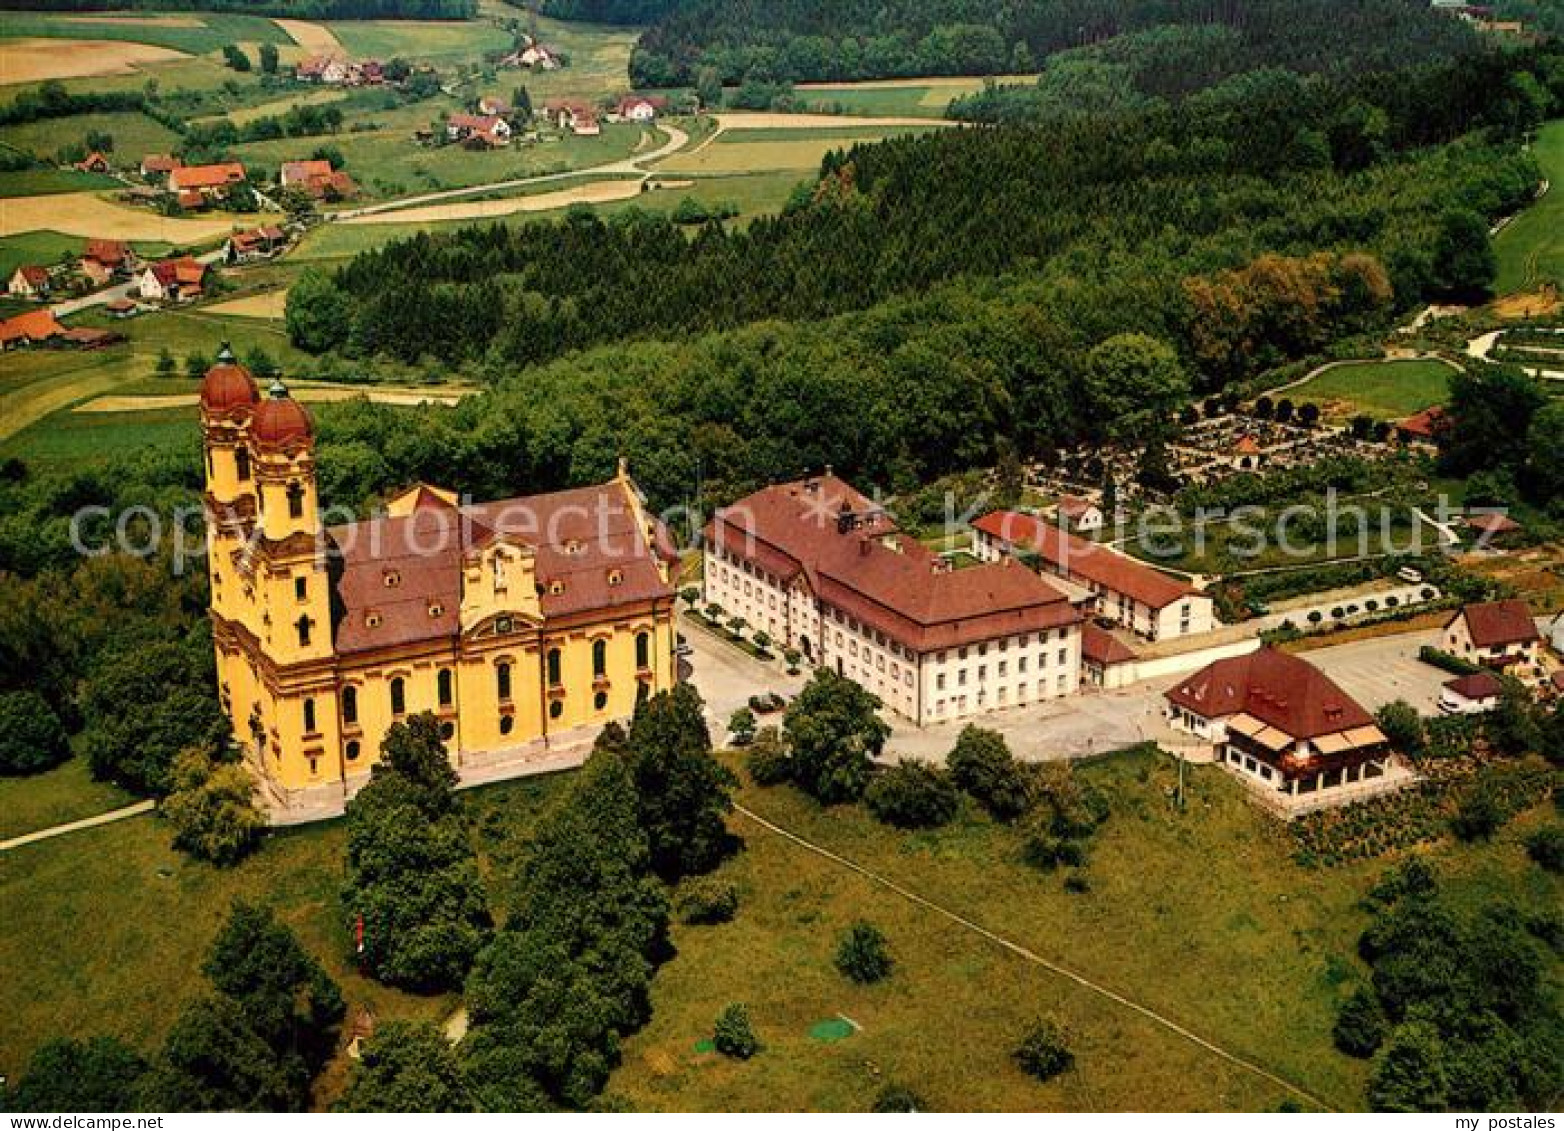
[252,379,313,447]
[199,345,259,413]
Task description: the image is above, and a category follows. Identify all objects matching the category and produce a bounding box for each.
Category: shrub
[1333,987,1388,1057]
[1418,645,1480,676]
[1013,1018,1073,1082]
[727,707,757,746]
[1063,871,1091,894]
[947,725,1030,818]
[1523,824,1564,872]
[713,1003,759,1059]
[1376,700,1426,757]
[865,759,959,828]
[834,921,892,984]
[163,746,266,865]
[745,727,791,785]
[1021,828,1086,870]
[0,689,68,776]
[677,876,739,925]
[871,1084,925,1112]
[1450,779,1504,841]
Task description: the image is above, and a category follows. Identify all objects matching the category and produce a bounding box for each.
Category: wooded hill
[623,0,1483,87]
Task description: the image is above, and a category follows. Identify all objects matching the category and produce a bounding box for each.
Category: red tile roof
[616,94,668,115]
[1466,512,1520,535]
[1447,600,1539,649]
[281,159,333,185]
[1443,671,1503,701]
[85,239,130,266]
[12,265,48,288]
[1081,623,1137,666]
[169,162,246,191]
[706,475,1081,654]
[0,310,65,345]
[328,478,674,654]
[1397,405,1448,440]
[972,511,1199,611]
[1058,495,1096,519]
[1166,647,1375,740]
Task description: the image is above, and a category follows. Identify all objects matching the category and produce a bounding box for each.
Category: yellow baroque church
[199,347,681,821]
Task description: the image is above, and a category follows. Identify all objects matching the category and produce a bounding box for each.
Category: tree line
[624,0,1484,87]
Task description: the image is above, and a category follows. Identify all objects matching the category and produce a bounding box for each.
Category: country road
[327,122,689,221]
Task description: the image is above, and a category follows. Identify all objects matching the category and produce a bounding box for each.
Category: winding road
[327,122,689,222]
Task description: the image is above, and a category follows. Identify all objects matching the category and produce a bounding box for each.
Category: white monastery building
[703,473,1085,724]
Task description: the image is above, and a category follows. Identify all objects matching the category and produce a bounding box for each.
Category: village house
[7,265,51,300]
[704,473,1085,725]
[1395,405,1447,448]
[972,510,1215,641]
[280,160,358,199]
[0,309,66,350]
[1166,647,1393,802]
[75,151,111,174]
[225,226,288,265]
[1550,612,1564,655]
[543,99,599,136]
[502,42,559,70]
[1438,670,1505,715]
[614,94,668,122]
[140,153,181,179]
[105,297,139,319]
[477,96,510,117]
[80,239,134,286]
[1056,495,1104,533]
[1465,511,1521,543]
[296,54,354,84]
[168,162,248,203]
[446,113,513,148]
[1442,599,1542,670]
[137,257,208,304]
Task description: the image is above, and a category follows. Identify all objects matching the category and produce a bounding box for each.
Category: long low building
[703,474,1085,724]
[1165,647,1391,801]
[971,510,1215,641]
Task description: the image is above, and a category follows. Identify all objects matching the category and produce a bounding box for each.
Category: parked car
[748,692,786,714]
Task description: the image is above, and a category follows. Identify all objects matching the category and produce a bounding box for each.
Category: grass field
[0,167,120,198]
[1494,118,1564,296]
[231,112,643,201]
[0,757,133,843]
[1,743,1556,1109]
[658,126,935,175]
[324,17,510,64]
[0,11,291,55]
[1287,358,1457,420]
[0,110,181,164]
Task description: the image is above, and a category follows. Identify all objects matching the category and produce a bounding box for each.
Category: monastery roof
[1165,647,1376,740]
[972,510,1199,611]
[706,475,1081,654]
[1081,622,1138,666]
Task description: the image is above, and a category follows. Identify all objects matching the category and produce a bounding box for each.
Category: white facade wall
[1443,616,1539,667]
[703,545,1081,724]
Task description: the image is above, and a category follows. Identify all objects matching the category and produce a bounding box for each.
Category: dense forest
[0,0,474,17]
[292,47,1553,369]
[624,0,1483,87]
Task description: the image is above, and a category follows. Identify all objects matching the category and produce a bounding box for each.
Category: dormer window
[365,611,383,629]
[548,579,565,595]
[384,570,401,588]
[565,540,585,556]
[607,569,623,587]
[428,601,445,618]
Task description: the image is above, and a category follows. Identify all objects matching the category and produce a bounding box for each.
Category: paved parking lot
[683,613,1471,765]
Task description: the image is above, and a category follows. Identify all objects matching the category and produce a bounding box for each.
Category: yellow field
[0,192,276,241]
[712,111,957,130]
[796,74,1037,91]
[195,87,348,127]
[272,18,342,53]
[0,38,188,85]
[202,290,290,319]
[344,178,649,224]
